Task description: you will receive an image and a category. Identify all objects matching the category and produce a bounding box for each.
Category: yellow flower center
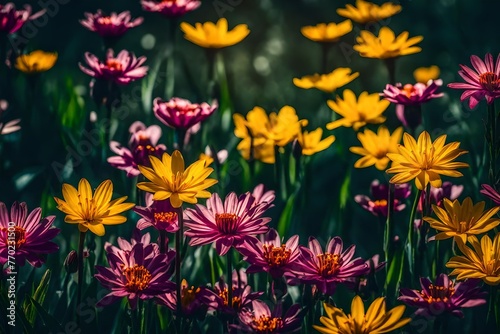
[181,284,200,309]
[218,287,242,309]
[78,196,100,224]
[402,84,416,98]
[479,72,500,92]
[97,17,113,26]
[485,258,500,276]
[136,144,157,153]
[0,226,27,248]
[317,253,341,277]
[252,315,283,332]
[154,211,177,227]
[263,244,291,267]
[106,58,123,71]
[215,213,239,234]
[122,264,152,292]
[415,283,455,304]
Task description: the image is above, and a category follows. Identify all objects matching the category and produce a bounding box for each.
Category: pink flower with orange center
[80,10,143,38]
[0,3,45,34]
[133,193,179,233]
[141,0,201,17]
[153,97,217,130]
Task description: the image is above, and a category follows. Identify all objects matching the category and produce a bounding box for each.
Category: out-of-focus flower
[0,116,21,135]
[480,184,500,205]
[314,295,411,333]
[448,53,500,109]
[344,254,386,296]
[447,233,500,285]
[354,27,423,59]
[428,182,464,207]
[336,0,401,24]
[137,150,217,208]
[296,128,335,156]
[293,68,359,93]
[424,197,500,243]
[134,193,179,233]
[0,202,59,267]
[141,0,201,17]
[180,18,249,49]
[387,131,469,190]
[54,178,135,236]
[0,3,45,34]
[79,49,148,85]
[153,97,217,130]
[290,236,369,295]
[95,238,175,309]
[230,300,303,334]
[326,90,389,131]
[199,145,228,166]
[399,273,487,318]
[15,50,57,74]
[383,80,443,106]
[350,126,403,170]
[108,121,166,177]
[300,20,353,43]
[355,180,411,217]
[80,10,143,38]
[414,66,440,84]
[184,188,274,256]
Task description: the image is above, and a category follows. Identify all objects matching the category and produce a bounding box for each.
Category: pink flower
[0,119,20,135]
[382,80,443,106]
[141,0,201,17]
[79,49,148,85]
[153,97,217,130]
[480,184,500,205]
[0,202,60,267]
[133,193,179,233]
[448,53,500,109]
[354,180,411,217]
[108,121,166,177]
[80,10,143,38]
[0,3,45,34]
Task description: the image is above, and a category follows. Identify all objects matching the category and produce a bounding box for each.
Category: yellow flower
[293,68,359,93]
[300,20,353,43]
[413,65,440,83]
[137,150,217,208]
[326,89,389,131]
[314,295,411,334]
[180,18,249,49]
[446,233,500,285]
[15,50,57,74]
[353,26,423,59]
[297,128,335,156]
[386,131,469,190]
[424,197,500,244]
[350,126,403,170]
[54,178,134,236]
[337,0,402,24]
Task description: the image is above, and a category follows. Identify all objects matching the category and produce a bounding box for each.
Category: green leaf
[385,247,404,302]
[339,169,351,209]
[24,269,51,324]
[277,190,297,237]
[28,296,65,331]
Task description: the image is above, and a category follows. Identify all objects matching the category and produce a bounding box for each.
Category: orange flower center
[369,199,388,209]
[218,287,242,309]
[402,84,416,98]
[154,211,177,227]
[97,17,113,26]
[416,283,455,304]
[479,72,500,91]
[252,315,283,332]
[106,58,123,71]
[136,144,156,153]
[181,284,200,309]
[122,264,152,292]
[0,226,27,248]
[215,213,238,234]
[263,244,291,267]
[317,253,341,277]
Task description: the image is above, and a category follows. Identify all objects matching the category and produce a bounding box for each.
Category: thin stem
[407,189,422,279]
[384,58,397,85]
[159,230,167,254]
[488,101,497,186]
[175,129,186,153]
[130,306,139,334]
[175,206,184,333]
[76,231,86,325]
[384,184,395,268]
[227,248,233,310]
[321,43,332,73]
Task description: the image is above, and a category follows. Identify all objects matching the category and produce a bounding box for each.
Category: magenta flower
[95,235,175,309]
[399,274,487,318]
[383,80,443,106]
[230,300,303,334]
[344,254,386,295]
[141,0,201,17]
[153,97,217,130]
[79,49,148,85]
[448,53,500,109]
[480,184,500,205]
[354,180,411,217]
[0,3,45,34]
[237,229,300,279]
[133,193,179,233]
[108,121,166,177]
[80,10,143,38]
[184,187,274,256]
[290,236,369,295]
[0,202,59,267]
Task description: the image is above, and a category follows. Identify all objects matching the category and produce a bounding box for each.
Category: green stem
[321,43,332,73]
[487,285,499,330]
[384,58,397,85]
[130,305,139,334]
[488,101,497,186]
[384,184,395,269]
[76,231,86,325]
[175,206,184,333]
[175,129,186,153]
[407,189,422,279]
[159,230,167,254]
[227,248,233,310]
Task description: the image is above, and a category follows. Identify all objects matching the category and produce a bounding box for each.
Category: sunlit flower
[184,188,274,256]
[0,3,45,34]
[399,273,487,318]
[386,131,469,190]
[291,236,369,295]
[300,20,353,43]
[199,145,228,166]
[80,10,143,38]
[314,295,411,334]
[355,180,411,217]
[137,150,217,208]
[326,90,389,131]
[0,202,59,267]
[134,193,179,233]
[230,300,303,334]
[153,97,217,130]
[414,65,440,84]
[141,0,201,17]
[108,121,166,177]
[297,128,335,156]
[293,68,359,93]
[448,53,500,109]
[15,50,57,74]
[180,18,249,49]
[354,26,423,59]
[446,233,500,285]
[350,126,403,170]
[337,0,401,24]
[54,178,135,236]
[480,184,500,205]
[79,49,148,85]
